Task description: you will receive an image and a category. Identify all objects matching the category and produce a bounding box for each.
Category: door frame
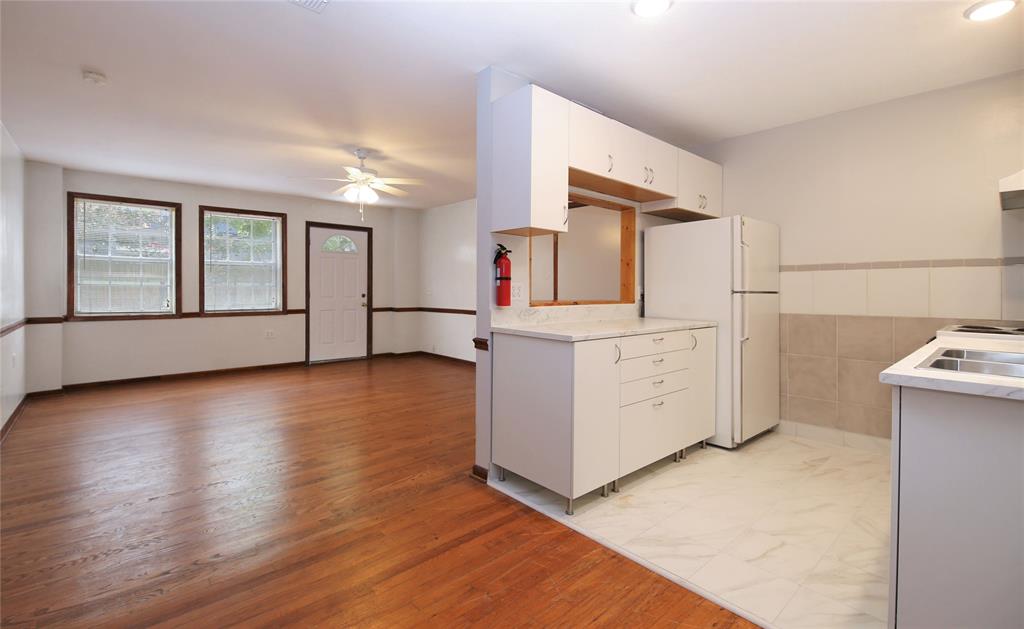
[305,221,373,365]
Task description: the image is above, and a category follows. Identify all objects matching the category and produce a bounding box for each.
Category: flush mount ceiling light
[631,0,673,18]
[964,0,1018,21]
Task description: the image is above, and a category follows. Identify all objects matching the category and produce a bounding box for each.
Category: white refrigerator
[644,216,780,448]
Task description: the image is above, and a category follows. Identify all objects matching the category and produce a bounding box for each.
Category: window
[201,206,286,313]
[69,193,181,318]
[321,234,357,253]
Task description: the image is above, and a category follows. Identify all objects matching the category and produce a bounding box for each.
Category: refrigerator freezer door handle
[740,297,750,342]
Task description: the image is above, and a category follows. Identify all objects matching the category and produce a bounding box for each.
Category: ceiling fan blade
[343,166,363,178]
[374,177,424,186]
[331,183,356,195]
[370,182,409,197]
[289,177,349,182]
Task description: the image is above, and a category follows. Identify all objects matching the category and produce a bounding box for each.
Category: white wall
[706,71,1024,322]
[1,123,27,427]
[24,166,427,386]
[418,198,476,362]
[707,71,1024,265]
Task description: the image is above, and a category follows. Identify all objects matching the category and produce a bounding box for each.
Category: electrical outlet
[264,330,276,340]
[510,282,525,301]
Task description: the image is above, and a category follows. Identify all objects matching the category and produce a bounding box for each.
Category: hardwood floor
[1,355,755,628]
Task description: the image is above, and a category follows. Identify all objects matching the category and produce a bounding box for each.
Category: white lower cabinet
[492,326,716,514]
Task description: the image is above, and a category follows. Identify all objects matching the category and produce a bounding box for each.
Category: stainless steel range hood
[1001,170,1024,211]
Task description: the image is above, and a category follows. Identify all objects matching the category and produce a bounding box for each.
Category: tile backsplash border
[780,257,1024,271]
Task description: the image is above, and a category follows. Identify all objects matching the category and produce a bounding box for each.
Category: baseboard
[373,351,474,366]
[470,465,489,483]
[62,361,307,391]
[777,420,891,454]
[1,396,28,443]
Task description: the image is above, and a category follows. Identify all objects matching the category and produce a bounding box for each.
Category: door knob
[361,302,368,307]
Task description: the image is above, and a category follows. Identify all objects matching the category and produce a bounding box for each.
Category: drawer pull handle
[653,337,665,343]
[653,379,665,386]
[652,401,665,408]
[652,358,664,364]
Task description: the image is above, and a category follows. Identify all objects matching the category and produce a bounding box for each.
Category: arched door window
[321,234,358,253]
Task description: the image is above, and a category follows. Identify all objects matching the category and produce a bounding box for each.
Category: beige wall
[1,123,26,426]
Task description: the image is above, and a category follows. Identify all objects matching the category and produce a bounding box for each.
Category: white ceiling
[2,1,1021,209]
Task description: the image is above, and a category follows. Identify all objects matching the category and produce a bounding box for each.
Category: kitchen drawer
[620,370,688,407]
[620,349,690,383]
[620,389,686,477]
[619,330,696,360]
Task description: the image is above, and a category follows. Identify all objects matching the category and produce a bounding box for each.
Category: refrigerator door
[732,216,780,293]
[732,292,780,444]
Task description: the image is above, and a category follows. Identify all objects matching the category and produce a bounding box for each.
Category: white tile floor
[491,431,891,629]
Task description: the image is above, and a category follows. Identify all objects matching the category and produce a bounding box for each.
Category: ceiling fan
[311,149,423,220]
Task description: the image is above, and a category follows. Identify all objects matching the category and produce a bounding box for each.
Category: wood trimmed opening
[529,192,636,307]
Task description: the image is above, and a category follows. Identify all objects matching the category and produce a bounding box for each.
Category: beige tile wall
[780,264,1023,320]
[779,314,1024,438]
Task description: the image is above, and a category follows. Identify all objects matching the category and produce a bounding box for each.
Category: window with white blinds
[202,209,285,312]
[72,196,178,316]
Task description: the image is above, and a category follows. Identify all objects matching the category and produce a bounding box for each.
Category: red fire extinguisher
[494,244,512,307]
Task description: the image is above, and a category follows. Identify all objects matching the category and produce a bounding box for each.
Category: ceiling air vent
[289,0,328,13]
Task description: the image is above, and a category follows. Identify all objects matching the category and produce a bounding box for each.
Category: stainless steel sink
[926,358,1024,378]
[939,349,1024,365]
[917,347,1024,378]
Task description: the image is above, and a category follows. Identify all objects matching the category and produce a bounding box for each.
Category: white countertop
[880,336,1024,401]
[491,317,717,342]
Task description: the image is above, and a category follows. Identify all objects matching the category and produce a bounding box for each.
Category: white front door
[308,227,368,362]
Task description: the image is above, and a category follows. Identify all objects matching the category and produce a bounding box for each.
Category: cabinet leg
[566,498,574,516]
[612,479,620,493]
[497,466,506,482]
[701,439,707,449]
[674,450,681,462]
[601,484,609,497]
[682,447,687,460]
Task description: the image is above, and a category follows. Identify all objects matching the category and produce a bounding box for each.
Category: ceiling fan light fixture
[964,0,1018,20]
[631,0,672,18]
[343,184,379,205]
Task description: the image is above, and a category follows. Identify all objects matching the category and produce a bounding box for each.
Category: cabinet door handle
[652,379,665,386]
[652,400,665,408]
[608,154,613,173]
[614,344,621,364]
[650,168,654,185]
[563,204,569,225]
[690,334,697,350]
[652,358,664,365]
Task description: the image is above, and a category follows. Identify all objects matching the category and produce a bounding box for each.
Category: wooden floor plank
[1,356,750,627]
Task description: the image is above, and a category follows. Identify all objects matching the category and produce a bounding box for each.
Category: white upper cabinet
[492,84,569,235]
[644,137,679,198]
[676,150,723,217]
[568,103,611,178]
[567,103,678,201]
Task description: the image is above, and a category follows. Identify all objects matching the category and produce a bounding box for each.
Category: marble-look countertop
[491,317,717,342]
[880,336,1024,401]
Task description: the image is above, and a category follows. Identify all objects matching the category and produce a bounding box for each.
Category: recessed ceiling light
[631,0,672,18]
[963,0,1018,21]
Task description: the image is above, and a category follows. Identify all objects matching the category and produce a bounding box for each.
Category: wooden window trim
[529,207,636,307]
[66,192,184,322]
[199,205,288,316]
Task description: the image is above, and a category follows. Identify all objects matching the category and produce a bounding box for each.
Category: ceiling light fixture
[631,0,673,18]
[963,0,1018,21]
